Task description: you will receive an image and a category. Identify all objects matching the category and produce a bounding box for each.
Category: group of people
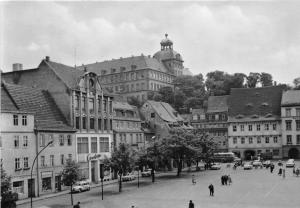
[221,175,232,185]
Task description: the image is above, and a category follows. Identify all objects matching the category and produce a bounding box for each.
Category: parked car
[263,160,271,168]
[122,173,136,181]
[141,169,153,177]
[252,160,263,168]
[210,163,221,170]
[244,162,253,170]
[72,180,91,193]
[286,159,295,168]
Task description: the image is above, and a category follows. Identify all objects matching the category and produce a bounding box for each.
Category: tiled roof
[113,101,135,111]
[147,100,183,122]
[4,82,75,131]
[281,90,300,106]
[1,85,19,112]
[228,86,283,119]
[207,95,228,113]
[78,55,169,74]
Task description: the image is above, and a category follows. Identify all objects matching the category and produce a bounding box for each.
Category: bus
[213,152,235,163]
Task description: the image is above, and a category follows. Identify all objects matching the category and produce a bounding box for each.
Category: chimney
[12,63,23,71]
[45,56,50,62]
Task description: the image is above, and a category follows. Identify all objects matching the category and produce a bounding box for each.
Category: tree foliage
[1,167,17,208]
[260,72,273,87]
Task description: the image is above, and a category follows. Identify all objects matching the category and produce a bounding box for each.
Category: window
[273,149,279,156]
[23,157,28,169]
[41,156,45,167]
[241,137,245,144]
[240,125,244,131]
[14,136,20,148]
[98,98,102,113]
[286,120,292,131]
[22,115,27,126]
[89,98,94,114]
[296,120,300,131]
[13,115,18,125]
[77,137,89,154]
[110,119,113,130]
[265,137,269,143]
[296,108,300,117]
[104,119,107,130]
[91,137,97,153]
[273,136,278,143]
[257,124,260,131]
[287,135,292,144]
[257,137,261,144]
[264,123,269,131]
[50,155,54,166]
[273,123,277,131]
[23,136,28,147]
[68,154,72,161]
[286,108,291,117]
[75,117,80,129]
[61,154,64,165]
[67,135,72,146]
[297,135,300,145]
[130,134,133,144]
[40,134,45,147]
[151,113,155,118]
[59,135,64,146]
[49,135,54,146]
[249,137,253,144]
[82,96,86,112]
[103,99,107,113]
[98,118,102,130]
[13,181,24,193]
[233,125,237,132]
[248,125,252,131]
[75,95,79,110]
[90,118,95,129]
[100,137,109,152]
[82,117,86,129]
[109,101,113,114]
[15,158,20,170]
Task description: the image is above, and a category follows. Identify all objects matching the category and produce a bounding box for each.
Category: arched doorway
[244,150,255,160]
[288,148,299,159]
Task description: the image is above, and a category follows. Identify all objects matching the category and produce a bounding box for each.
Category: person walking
[224,175,228,185]
[208,184,214,196]
[221,175,224,185]
[188,200,195,208]
[192,175,196,185]
[293,167,296,176]
[228,175,232,185]
[73,202,80,208]
[270,163,274,173]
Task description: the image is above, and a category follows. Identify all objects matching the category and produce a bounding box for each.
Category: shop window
[42,177,52,192]
[13,181,24,193]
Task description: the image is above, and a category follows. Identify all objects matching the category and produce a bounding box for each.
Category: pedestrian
[192,175,196,185]
[188,200,194,208]
[221,175,224,185]
[224,175,228,185]
[73,202,80,208]
[278,168,282,176]
[208,184,214,196]
[270,163,274,173]
[293,167,296,176]
[228,175,232,185]
[296,168,300,177]
[283,169,286,179]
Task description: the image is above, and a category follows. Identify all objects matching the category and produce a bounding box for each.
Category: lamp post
[30,140,53,208]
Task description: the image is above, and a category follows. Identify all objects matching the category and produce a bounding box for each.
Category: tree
[105,143,136,192]
[260,72,273,87]
[293,77,300,89]
[127,96,142,108]
[1,167,17,208]
[246,72,260,88]
[157,86,174,104]
[61,159,80,205]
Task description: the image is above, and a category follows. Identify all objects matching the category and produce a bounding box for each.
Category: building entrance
[288,148,299,159]
[244,150,255,160]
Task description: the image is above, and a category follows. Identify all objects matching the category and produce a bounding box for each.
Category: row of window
[285,108,300,117]
[115,121,140,129]
[75,117,112,131]
[40,134,72,147]
[14,135,28,148]
[77,137,109,154]
[119,133,144,144]
[192,123,227,129]
[13,115,28,126]
[286,135,300,145]
[207,113,227,121]
[74,96,112,114]
[40,154,72,167]
[232,136,278,144]
[232,123,277,132]
[15,157,29,170]
[285,120,300,131]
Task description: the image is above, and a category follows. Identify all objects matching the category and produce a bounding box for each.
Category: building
[281,90,300,159]
[2,56,114,183]
[1,81,76,198]
[140,100,187,139]
[227,86,283,160]
[112,101,145,150]
[79,34,184,102]
[1,83,36,199]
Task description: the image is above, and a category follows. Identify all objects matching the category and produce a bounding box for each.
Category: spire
[160,33,173,50]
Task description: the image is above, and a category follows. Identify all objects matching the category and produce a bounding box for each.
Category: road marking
[264,182,280,198]
[232,191,250,208]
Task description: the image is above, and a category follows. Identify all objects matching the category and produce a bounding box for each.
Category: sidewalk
[16,179,119,206]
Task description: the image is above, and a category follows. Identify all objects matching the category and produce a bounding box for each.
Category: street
[19,161,300,208]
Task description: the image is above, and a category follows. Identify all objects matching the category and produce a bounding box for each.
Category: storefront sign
[87,153,102,161]
[41,171,53,178]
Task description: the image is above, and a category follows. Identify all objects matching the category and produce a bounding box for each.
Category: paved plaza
[19,161,300,208]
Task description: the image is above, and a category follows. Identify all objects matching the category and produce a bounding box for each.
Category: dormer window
[262,102,269,107]
[131,65,137,70]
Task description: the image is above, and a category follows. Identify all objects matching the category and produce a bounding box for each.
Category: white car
[252,160,263,167]
[286,159,295,168]
[244,162,253,170]
[210,163,221,170]
[141,169,153,177]
[72,180,91,193]
[122,172,136,181]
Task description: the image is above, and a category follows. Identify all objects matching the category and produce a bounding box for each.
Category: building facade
[79,34,184,102]
[281,90,300,159]
[227,87,283,160]
[112,101,145,150]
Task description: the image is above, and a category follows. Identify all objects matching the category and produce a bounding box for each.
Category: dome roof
[160,34,173,46]
[153,49,183,62]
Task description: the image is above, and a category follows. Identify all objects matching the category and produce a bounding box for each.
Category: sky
[1,1,300,85]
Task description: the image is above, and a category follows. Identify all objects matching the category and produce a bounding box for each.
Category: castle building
[79,34,184,102]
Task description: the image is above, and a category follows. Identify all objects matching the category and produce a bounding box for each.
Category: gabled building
[112,101,145,150]
[140,100,186,139]
[2,56,114,183]
[1,81,76,198]
[281,90,300,159]
[227,86,283,159]
[78,34,184,102]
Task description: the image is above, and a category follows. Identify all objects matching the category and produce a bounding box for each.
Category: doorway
[288,148,299,159]
[28,179,35,197]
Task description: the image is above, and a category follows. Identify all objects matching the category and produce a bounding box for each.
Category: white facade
[228,119,282,159]
[0,112,36,199]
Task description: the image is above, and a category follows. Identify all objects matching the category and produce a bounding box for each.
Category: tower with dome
[79,34,185,102]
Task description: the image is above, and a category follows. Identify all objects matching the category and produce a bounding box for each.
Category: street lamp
[30,140,53,208]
